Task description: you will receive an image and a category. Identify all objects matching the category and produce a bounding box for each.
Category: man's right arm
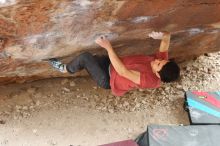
[159,32,171,53]
[148,31,171,52]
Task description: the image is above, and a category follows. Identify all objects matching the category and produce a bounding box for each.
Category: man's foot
[49,58,67,73]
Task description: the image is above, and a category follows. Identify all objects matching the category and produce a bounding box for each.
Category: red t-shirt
[110,52,168,96]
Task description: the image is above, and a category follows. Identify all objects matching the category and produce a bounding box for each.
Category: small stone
[69,81,76,87]
[82,96,89,101]
[128,128,133,133]
[34,92,42,98]
[161,91,166,95]
[62,87,70,92]
[29,105,34,109]
[141,100,146,104]
[36,101,40,106]
[27,87,36,94]
[130,107,136,112]
[135,103,141,108]
[96,106,102,110]
[123,101,129,107]
[61,79,69,85]
[94,95,99,101]
[22,112,30,118]
[101,97,107,103]
[33,129,38,134]
[183,86,188,91]
[22,106,28,110]
[13,115,19,120]
[118,104,122,108]
[176,85,182,89]
[108,109,114,113]
[0,119,6,124]
[15,105,22,110]
[4,111,11,116]
[138,89,144,92]
[102,107,107,111]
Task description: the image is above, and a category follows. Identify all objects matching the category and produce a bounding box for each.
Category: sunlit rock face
[0,0,220,84]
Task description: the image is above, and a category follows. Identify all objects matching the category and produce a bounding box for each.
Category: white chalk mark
[0,0,16,7]
[187,28,204,35]
[24,31,64,50]
[3,31,66,61]
[104,21,117,27]
[73,0,93,9]
[0,0,6,3]
[130,16,154,24]
[50,0,119,49]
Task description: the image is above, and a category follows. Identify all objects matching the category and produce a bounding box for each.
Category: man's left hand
[95,36,113,51]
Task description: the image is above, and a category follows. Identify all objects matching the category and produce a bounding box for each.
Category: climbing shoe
[49,58,67,73]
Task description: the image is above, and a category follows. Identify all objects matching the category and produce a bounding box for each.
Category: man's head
[151,59,180,82]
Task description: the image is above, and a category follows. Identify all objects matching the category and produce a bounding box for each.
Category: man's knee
[77,52,94,64]
[79,52,92,59]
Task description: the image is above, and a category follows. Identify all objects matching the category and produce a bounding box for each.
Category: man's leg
[51,52,110,89]
[94,55,111,79]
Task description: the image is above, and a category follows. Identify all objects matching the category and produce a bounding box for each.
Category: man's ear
[156,72,161,78]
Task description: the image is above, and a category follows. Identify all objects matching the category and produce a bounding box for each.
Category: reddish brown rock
[0,0,220,84]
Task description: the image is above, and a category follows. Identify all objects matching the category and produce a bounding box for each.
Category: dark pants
[66,52,111,89]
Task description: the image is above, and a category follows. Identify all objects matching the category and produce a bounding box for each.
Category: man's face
[151,59,168,77]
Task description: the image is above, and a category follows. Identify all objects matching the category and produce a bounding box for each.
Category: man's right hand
[148,31,164,40]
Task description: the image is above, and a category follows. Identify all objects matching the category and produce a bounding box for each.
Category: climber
[49,31,180,96]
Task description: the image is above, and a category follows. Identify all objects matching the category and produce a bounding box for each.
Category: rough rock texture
[0,0,220,84]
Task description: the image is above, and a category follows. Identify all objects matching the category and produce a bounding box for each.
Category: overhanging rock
[0,0,220,84]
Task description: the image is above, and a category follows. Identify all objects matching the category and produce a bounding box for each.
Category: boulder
[0,0,220,84]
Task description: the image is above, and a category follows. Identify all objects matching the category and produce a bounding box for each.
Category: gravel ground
[0,52,219,146]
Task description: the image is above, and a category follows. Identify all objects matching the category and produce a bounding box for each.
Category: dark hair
[158,60,180,82]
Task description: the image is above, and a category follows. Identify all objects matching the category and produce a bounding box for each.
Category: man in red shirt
[49,32,180,96]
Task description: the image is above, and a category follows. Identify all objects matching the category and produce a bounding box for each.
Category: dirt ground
[0,52,220,146]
